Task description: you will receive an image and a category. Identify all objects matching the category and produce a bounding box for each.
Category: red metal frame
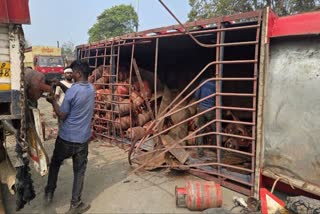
[268,10,320,38]
[0,0,30,24]
[78,9,264,197]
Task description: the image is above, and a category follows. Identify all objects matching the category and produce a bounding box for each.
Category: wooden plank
[254,8,268,198]
[157,86,172,131]
[160,135,189,164]
[132,59,154,120]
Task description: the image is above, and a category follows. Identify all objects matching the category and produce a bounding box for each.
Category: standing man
[44,60,95,214]
[55,67,73,107]
[194,79,216,157]
[52,68,73,121]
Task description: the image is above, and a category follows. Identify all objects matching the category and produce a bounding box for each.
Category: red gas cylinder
[175,181,222,211]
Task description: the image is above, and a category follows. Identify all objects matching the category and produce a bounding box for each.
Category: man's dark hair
[70,60,90,79]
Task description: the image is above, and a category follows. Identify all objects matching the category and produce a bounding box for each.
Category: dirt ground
[2,98,245,214]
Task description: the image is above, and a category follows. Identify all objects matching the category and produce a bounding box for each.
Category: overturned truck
[77,8,320,198]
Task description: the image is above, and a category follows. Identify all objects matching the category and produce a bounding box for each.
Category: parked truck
[0,0,49,211]
[24,46,65,80]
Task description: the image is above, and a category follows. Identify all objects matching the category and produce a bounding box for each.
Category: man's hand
[50,78,61,87]
[46,94,54,104]
[49,78,69,93]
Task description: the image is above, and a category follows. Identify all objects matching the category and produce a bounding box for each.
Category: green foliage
[88,4,138,42]
[188,0,320,20]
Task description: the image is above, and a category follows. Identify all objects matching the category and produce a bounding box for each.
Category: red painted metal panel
[0,0,9,23]
[34,66,64,74]
[267,9,278,42]
[269,11,320,38]
[0,0,30,24]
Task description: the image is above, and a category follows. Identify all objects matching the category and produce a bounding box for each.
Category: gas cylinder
[126,126,145,141]
[114,116,131,130]
[175,181,222,211]
[114,99,131,116]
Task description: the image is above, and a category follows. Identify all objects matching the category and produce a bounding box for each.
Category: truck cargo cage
[77,9,263,196]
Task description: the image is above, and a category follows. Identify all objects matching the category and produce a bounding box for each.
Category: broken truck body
[0,0,30,192]
[76,8,320,197]
[0,1,52,211]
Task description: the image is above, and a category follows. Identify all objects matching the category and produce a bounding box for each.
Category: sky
[24,0,191,47]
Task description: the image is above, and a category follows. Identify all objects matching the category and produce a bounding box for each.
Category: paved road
[2,98,242,213]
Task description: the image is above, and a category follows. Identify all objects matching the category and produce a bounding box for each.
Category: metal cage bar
[77,10,263,196]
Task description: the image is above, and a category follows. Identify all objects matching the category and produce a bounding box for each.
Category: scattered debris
[233,196,247,208]
[160,135,189,164]
[123,180,130,183]
[286,196,320,214]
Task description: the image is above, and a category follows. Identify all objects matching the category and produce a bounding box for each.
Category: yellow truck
[24,46,65,80]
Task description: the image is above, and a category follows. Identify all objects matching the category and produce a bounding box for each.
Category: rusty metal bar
[122,11,262,38]
[129,40,135,141]
[94,108,120,114]
[158,0,258,49]
[77,11,262,49]
[157,59,256,113]
[182,145,253,156]
[215,23,222,183]
[185,130,253,141]
[132,134,253,159]
[96,100,130,105]
[121,36,257,48]
[82,40,152,49]
[145,114,256,143]
[153,91,255,126]
[124,24,260,40]
[142,162,253,173]
[136,61,257,150]
[94,48,98,70]
[133,58,155,120]
[110,43,119,138]
[189,169,253,187]
[140,105,217,147]
[83,54,118,59]
[93,124,109,130]
[154,38,159,118]
[116,46,120,83]
[132,108,226,174]
[105,46,111,138]
[96,117,121,123]
[250,13,262,196]
[80,25,257,45]
[133,75,257,150]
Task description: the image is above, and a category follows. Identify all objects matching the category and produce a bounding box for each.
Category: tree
[188,0,320,20]
[88,4,138,43]
[61,41,75,62]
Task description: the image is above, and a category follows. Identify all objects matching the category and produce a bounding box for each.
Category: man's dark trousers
[45,136,88,206]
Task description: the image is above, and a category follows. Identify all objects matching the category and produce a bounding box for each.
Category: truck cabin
[35,56,64,68]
